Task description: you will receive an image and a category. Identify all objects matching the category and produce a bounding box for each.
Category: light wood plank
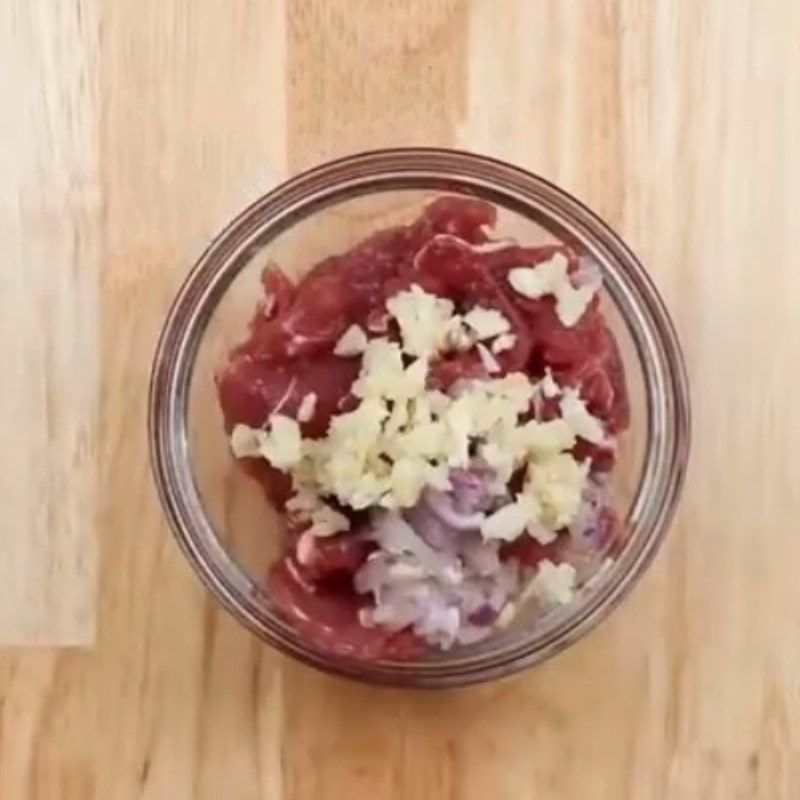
[618,2,800,795]
[95,1,287,798]
[0,652,94,799]
[287,0,469,170]
[0,0,100,645]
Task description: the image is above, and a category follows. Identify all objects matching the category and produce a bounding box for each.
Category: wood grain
[287,0,468,169]
[2,0,800,797]
[0,0,99,645]
[96,2,287,799]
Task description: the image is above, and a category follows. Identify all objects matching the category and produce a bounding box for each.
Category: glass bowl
[149,148,690,687]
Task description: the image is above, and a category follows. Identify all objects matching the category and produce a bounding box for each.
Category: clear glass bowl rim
[149,147,691,688]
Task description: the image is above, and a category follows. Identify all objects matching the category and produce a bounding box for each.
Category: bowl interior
[186,188,648,667]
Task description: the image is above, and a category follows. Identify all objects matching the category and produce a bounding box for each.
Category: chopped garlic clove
[476,343,501,374]
[334,323,369,356]
[462,306,511,340]
[296,392,318,423]
[524,453,589,530]
[491,332,517,354]
[508,252,600,328]
[519,418,575,455]
[508,254,570,299]
[531,560,577,605]
[386,284,456,358]
[307,503,351,537]
[560,388,605,444]
[260,415,303,470]
[557,284,597,327]
[480,500,531,542]
[230,424,265,459]
[539,368,561,398]
[527,522,558,546]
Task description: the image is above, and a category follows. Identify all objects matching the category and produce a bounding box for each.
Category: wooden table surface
[2,1,800,797]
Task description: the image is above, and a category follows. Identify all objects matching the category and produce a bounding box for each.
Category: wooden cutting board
[2,1,799,797]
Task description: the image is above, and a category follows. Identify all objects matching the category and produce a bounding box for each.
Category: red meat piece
[501,536,561,569]
[428,352,489,391]
[294,532,373,583]
[409,235,533,377]
[217,354,358,505]
[217,353,358,437]
[419,196,497,243]
[243,269,354,361]
[487,243,628,433]
[539,309,629,434]
[270,558,426,661]
[262,267,296,314]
